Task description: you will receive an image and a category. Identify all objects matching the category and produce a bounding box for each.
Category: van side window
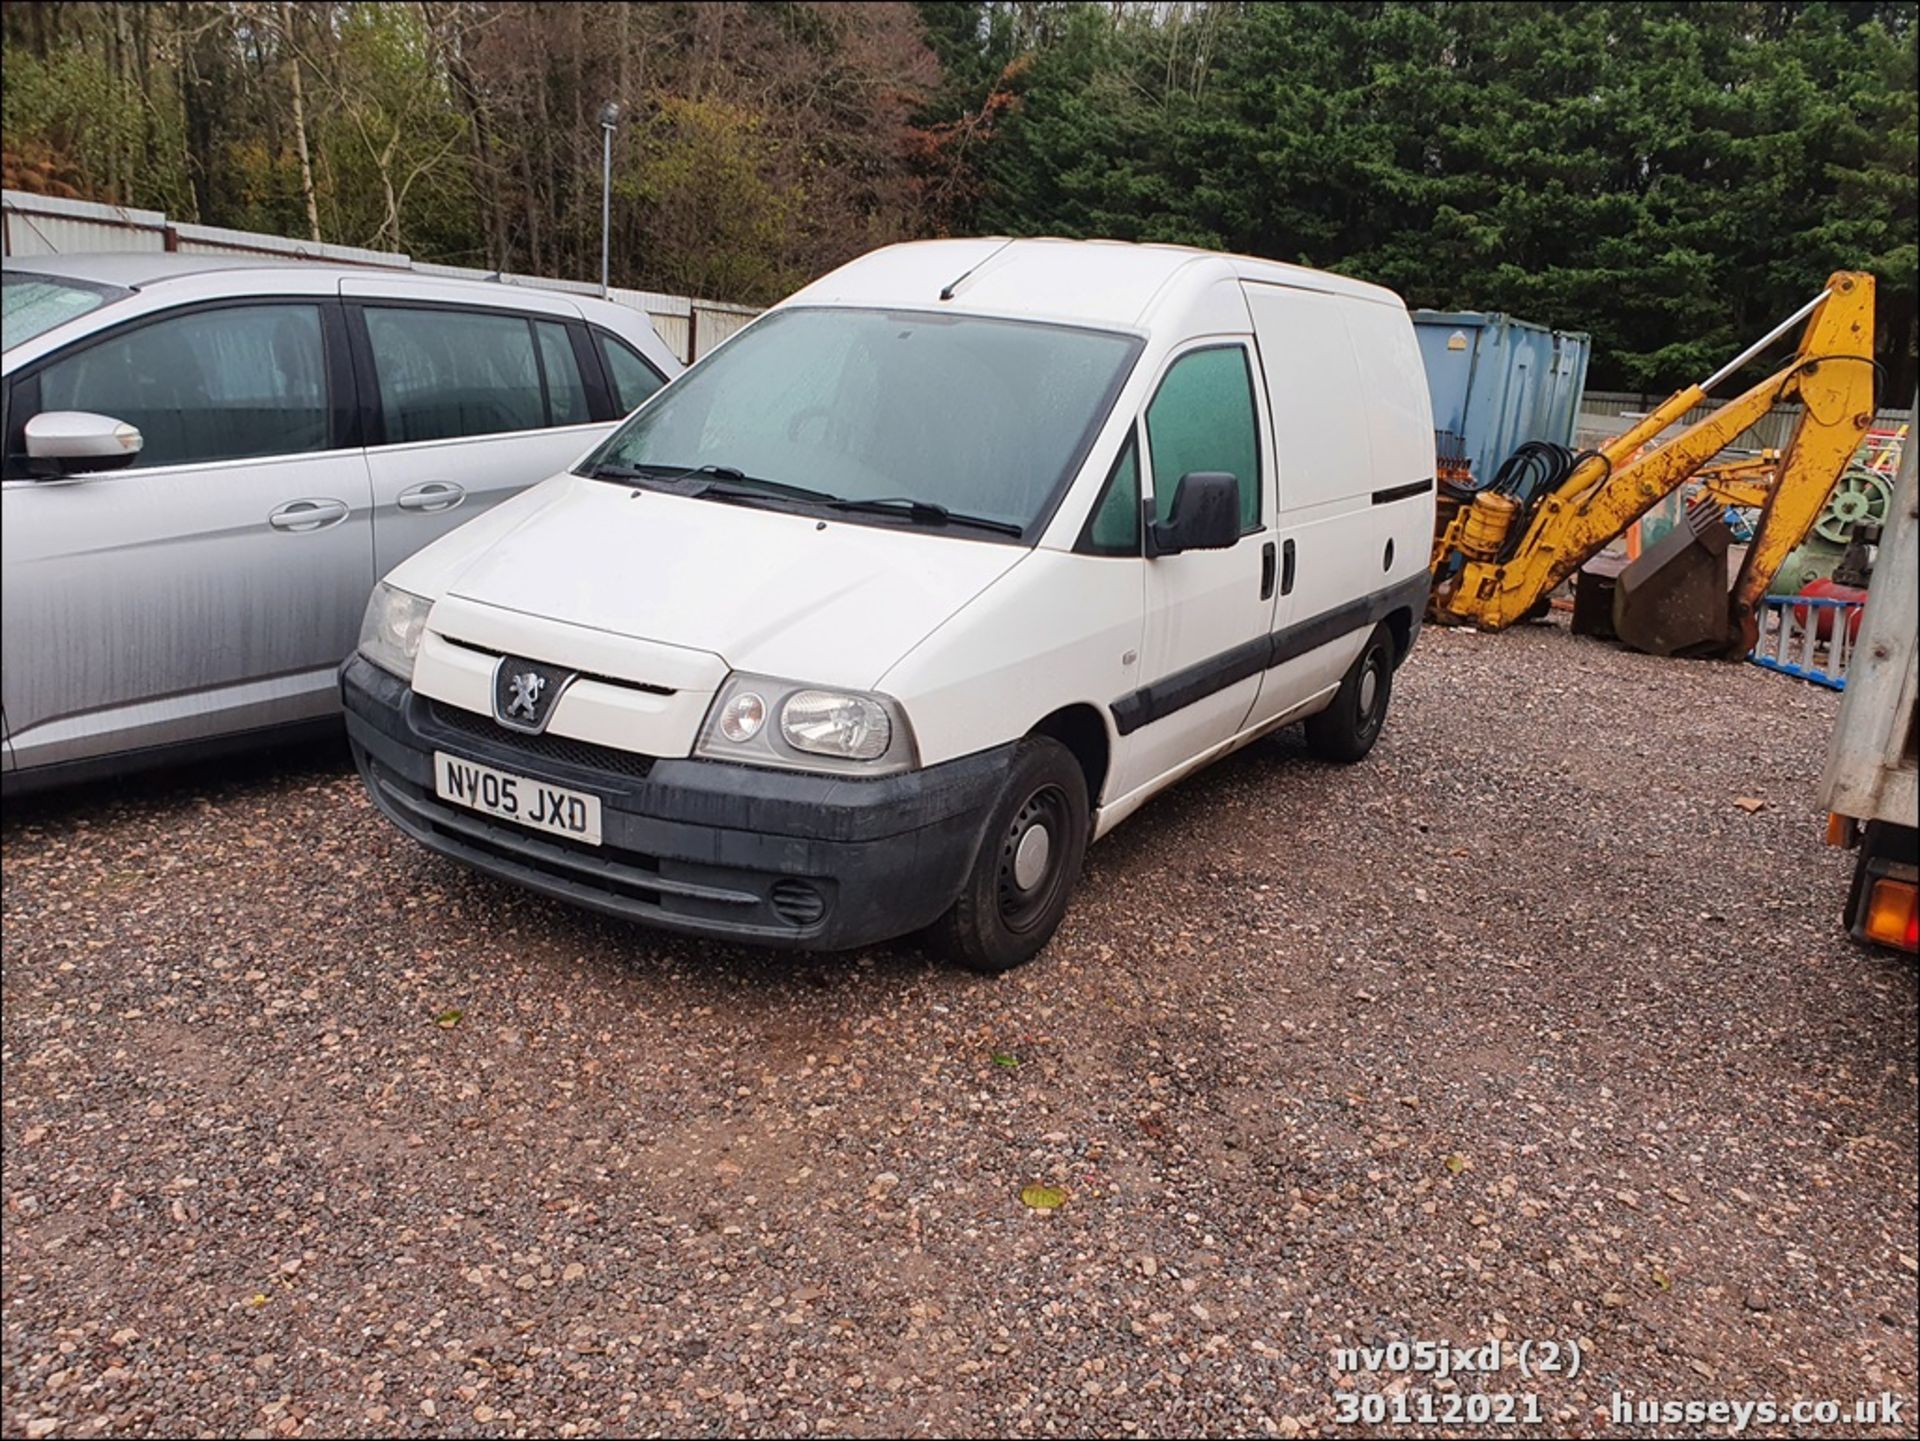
[1145,346,1260,532]
[1076,432,1141,556]
[365,306,545,443]
[596,331,667,414]
[534,320,592,427]
[34,304,328,470]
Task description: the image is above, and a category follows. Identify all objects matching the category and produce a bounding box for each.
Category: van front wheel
[1304,624,1395,763]
[932,737,1089,973]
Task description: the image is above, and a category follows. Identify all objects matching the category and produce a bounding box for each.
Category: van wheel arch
[1383,607,1414,666]
[1029,704,1111,809]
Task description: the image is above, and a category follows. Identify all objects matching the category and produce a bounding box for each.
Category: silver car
[1,254,682,793]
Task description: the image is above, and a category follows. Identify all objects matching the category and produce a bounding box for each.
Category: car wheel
[931,736,1090,973]
[1304,624,1395,764]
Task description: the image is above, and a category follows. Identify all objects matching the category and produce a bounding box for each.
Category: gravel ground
[4,618,1915,1440]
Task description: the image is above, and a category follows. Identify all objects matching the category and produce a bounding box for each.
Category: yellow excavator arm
[1694,452,1779,512]
[1429,272,1878,650]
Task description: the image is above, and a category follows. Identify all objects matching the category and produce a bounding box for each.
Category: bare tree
[280,1,322,241]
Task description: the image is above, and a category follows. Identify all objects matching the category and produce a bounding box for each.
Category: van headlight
[358,582,433,681]
[696,673,917,774]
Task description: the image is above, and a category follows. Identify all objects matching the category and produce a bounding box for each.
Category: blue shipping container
[1413,310,1592,485]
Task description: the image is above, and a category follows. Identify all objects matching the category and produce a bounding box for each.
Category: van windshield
[581,307,1141,539]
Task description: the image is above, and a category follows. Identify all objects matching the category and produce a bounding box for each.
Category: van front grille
[438,633,676,696]
[427,701,656,779]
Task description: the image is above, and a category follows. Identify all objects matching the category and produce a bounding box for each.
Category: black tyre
[1304,624,1395,764]
[931,737,1090,973]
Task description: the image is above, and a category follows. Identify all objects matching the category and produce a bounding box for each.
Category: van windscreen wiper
[585,460,649,482]
[591,464,1023,536]
[629,463,843,503]
[586,461,833,501]
[687,470,839,503]
[823,496,1025,538]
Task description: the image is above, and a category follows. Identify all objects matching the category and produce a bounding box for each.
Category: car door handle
[1281,538,1297,596]
[268,498,350,532]
[1260,540,1277,600]
[396,482,466,513]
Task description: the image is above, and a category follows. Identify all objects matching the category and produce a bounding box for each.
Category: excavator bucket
[1612,500,1736,657]
[1571,553,1629,640]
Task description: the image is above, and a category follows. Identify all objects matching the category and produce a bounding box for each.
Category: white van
[343,239,1435,970]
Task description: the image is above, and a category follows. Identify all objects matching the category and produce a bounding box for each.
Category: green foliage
[312,4,473,254]
[1,2,935,294]
[1,42,192,214]
[623,95,805,302]
[957,0,1917,393]
[3,1,1912,394]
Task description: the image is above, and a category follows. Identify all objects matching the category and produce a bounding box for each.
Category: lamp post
[598,100,621,297]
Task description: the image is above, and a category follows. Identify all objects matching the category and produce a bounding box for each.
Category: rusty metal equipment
[1693,451,1780,511]
[1436,428,1472,484]
[1570,553,1628,641]
[1428,272,1879,656]
[1611,499,1737,657]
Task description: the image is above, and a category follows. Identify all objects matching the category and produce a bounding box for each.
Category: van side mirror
[1149,471,1240,555]
[24,411,144,478]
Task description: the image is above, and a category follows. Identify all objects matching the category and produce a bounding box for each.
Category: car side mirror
[24,411,143,478]
[1149,471,1240,555]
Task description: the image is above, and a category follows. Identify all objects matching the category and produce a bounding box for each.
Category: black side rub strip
[1110,570,1431,736]
[1371,477,1435,505]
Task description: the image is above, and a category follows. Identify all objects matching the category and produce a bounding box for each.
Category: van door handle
[396,481,466,513]
[268,498,350,532]
[1281,538,1297,596]
[1260,541,1277,600]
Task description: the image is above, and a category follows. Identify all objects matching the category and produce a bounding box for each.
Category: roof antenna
[939,238,1015,301]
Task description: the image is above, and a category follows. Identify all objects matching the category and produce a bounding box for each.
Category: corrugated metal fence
[1581,388,1911,455]
[14,186,1899,439]
[1,189,763,363]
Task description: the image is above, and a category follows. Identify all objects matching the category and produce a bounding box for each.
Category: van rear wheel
[1304,624,1395,763]
[931,737,1089,973]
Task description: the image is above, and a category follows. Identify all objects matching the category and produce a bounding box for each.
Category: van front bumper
[341,656,1008,951]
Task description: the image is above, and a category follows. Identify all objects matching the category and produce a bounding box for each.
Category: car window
[596,331,667,414]
[36,303,328,469]
[535,320,591,427]
[365,307,545,444]
[1079,433,1141,556]
[3,272,130,350]
[1145,346,1260,531]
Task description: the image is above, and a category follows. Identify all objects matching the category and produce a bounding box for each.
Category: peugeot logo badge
[491,656,576,734]
[505,671,546,721]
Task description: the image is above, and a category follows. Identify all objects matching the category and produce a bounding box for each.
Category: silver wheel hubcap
[1358,664,1379,715]
[1013,824,1052,890]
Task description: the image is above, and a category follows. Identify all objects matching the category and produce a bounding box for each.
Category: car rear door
[0,296,373,772]
[341,279,620,582]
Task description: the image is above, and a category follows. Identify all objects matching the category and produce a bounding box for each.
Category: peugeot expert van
[342,239,1435,970]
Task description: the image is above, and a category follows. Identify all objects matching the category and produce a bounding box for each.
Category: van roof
[785,237,1404,331]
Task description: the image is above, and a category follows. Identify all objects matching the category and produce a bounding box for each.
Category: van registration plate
[433,752,602,845]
